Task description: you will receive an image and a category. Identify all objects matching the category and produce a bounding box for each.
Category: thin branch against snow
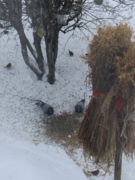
[61,0,135,33]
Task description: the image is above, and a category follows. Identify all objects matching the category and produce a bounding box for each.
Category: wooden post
[114,118,123,180]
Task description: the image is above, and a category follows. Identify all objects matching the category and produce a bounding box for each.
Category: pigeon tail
[75,99,85,113]
[75,105,83,113]
[47,107,54,116]
[35,100,45,108]
[81,99,85,103]
[36,100,54,116]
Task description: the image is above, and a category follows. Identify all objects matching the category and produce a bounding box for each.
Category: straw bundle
[78,22,135,163]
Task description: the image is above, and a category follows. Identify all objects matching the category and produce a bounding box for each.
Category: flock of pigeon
[35,99,85,116]
[4,49,85,116]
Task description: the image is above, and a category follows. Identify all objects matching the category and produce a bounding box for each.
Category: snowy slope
[0,133,87,180]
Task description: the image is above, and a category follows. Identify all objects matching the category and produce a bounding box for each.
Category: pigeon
[36,100,54,116]
[69,50,74,56]
[75,99,85,113]
[4,63,11,68]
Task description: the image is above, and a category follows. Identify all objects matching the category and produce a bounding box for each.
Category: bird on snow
[4,63,11,68]
[69,50,74,56]
[36,100,54,116]
[75,99,85,113]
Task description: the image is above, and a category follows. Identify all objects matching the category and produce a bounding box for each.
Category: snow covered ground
[0,133,87,180]
[0,11,135,180]
[0,21,91,180]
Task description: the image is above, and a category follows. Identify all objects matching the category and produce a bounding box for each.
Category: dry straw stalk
[78,22,135,164]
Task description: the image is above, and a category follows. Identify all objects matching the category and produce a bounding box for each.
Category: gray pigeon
[75,99,85,113]
[36,100,54,116]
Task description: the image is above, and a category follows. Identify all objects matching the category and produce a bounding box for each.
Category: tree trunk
[45,37,55,84]
[31,2,45,74]
[19,31,43,80]
[114,112,123,180]
[5,0,44,81]
[14,23,43,80]
[33,32,45,73]
[52,27,60,64]
[45,25,60,84]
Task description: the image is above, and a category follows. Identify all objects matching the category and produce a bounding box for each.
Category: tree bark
[52,27,60,64]
[3,0,44,80]
[31,0,45,74]
[15,23,43,80]
[45,24,60,84]
[45,36,55,84]
[33,32,45,73]
[15,24,44,79]
[19,30,43,80]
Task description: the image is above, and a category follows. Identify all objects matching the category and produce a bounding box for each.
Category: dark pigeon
[36,100,54,116]
[75,99,85,113]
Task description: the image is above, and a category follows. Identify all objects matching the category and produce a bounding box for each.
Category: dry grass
[78,22,135,164]
[43,112,83,147]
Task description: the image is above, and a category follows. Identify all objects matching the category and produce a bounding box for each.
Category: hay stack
[78,22,135,163]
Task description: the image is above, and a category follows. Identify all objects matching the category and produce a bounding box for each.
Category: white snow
[0,133,87,180]
[0,8,135,180]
